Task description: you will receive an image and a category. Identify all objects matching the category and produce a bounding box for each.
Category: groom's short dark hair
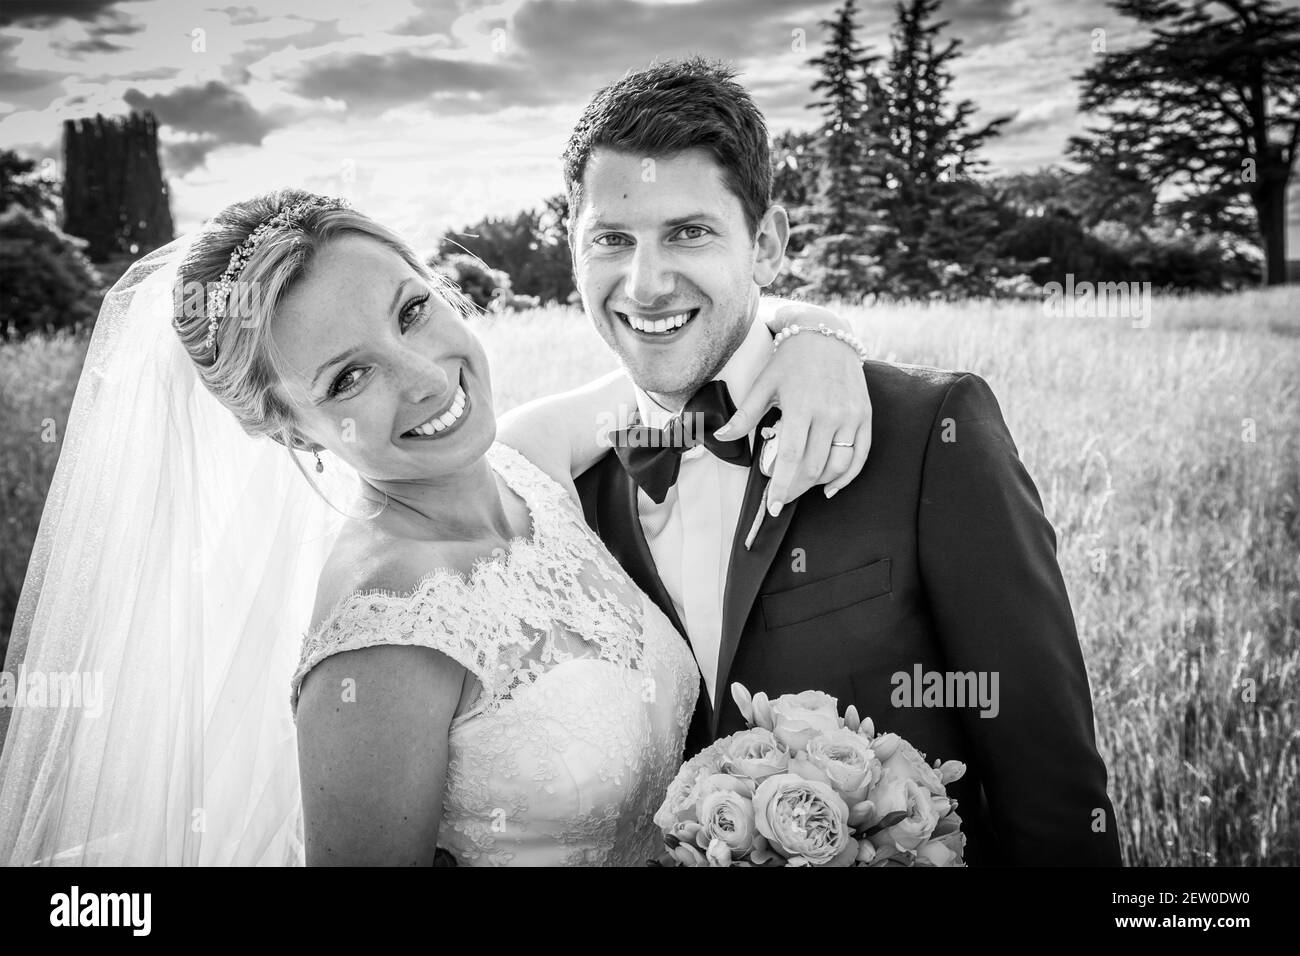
[562,56,772,236]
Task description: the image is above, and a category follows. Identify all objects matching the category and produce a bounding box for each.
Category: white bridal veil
[0,236,347,865]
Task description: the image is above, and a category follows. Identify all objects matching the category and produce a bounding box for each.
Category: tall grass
[2,288,1297,865]
[0,329,90,640]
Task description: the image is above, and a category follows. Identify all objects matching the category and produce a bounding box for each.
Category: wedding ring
[831,440,854,447]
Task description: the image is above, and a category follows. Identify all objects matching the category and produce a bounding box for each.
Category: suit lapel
[599,456,715,749]
[713,407,799,735]
[600,457,691,644]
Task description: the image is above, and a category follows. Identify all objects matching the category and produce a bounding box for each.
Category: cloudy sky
[1,0,1296,254]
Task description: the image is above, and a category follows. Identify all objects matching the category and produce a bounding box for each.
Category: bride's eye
[400,294,431,331]
[328,366,367,398]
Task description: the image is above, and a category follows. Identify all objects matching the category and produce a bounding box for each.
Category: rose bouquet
[651,684,967,867]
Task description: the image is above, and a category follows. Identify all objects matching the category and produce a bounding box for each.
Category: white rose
[769,691,841,753]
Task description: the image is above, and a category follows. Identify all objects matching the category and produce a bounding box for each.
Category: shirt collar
[633,315,773,432]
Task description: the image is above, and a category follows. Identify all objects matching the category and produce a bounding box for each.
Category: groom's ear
[751,204,789,288]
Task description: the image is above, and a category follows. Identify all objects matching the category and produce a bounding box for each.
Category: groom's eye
[592,233,630,247]
[674,225,711,241]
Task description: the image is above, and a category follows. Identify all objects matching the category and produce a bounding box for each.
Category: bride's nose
[394,351,453,406]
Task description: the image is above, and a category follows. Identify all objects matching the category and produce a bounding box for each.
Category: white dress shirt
[633,318,773,704]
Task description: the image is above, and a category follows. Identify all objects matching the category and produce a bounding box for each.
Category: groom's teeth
[405,385,467,437]
[625,311,691,334]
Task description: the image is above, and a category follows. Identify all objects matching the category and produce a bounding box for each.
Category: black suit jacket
[576,360,1121,866]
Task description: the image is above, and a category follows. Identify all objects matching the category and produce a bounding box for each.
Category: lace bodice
[290,443,699,866]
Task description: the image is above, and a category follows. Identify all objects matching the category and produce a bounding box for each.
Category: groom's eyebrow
[664,212,722,228]
[588,211,723,230]
[310,279,414,387]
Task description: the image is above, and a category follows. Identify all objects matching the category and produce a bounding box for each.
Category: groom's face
[571,147,786,406]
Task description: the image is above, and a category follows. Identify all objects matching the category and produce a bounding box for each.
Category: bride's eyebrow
[309,278,415,387]
[310,345,359,389]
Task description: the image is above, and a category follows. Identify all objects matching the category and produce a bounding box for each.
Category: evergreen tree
[770,130,819,249]
[797,0,892,298]
[877,0,1012,297]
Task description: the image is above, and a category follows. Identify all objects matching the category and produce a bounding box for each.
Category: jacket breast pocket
[761,558,892,631]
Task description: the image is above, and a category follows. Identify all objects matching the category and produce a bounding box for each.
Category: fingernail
[824,486,839,499]
[768,499,783,518]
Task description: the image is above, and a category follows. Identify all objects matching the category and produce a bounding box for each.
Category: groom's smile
[614,307,699,338]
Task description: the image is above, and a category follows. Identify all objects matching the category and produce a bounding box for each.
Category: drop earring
[314,450,324,474]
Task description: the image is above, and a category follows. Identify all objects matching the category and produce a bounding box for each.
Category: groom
[566,58,1120,866]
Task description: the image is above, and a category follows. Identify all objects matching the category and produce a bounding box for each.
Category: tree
[430,253,510,311]
[770,130,819,231]
[1071,0,1300,285]
[797,0,893,298]
[437,195,575,304]
[529,193,576,303]
[1060,133,1162,234]
[769,130,820,294]
[0,150,58,220]
[0,206,102,338]
[876,0,1013,297]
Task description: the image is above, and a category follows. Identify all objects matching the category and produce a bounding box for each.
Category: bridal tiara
[203,195,350,356]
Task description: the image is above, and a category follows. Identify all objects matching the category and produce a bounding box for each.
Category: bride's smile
[399,370,470,440]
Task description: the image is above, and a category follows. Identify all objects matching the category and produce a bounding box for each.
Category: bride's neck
[357,454,514,543]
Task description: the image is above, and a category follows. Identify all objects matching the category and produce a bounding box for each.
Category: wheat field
[2,288,1298,865]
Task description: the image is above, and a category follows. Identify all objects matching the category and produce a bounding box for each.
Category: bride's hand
[714,298,871,512]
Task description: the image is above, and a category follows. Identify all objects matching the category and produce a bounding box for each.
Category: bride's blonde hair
[173,188,468,456]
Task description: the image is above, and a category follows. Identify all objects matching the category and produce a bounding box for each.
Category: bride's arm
[497,297,871,505]
[296,643,463,865]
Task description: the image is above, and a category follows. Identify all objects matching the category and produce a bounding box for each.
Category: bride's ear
[277,426,317,454]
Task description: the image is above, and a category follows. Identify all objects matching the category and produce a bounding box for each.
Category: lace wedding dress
[290,443,699,866]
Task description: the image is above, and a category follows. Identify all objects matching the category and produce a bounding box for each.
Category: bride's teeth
[406,385,467,437]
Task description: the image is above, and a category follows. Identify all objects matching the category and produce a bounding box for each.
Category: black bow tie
[609,380,753,504]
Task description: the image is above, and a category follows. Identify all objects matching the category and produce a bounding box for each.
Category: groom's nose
[623,242,675,307]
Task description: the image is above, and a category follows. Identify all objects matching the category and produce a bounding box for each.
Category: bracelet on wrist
[772,323,869,364]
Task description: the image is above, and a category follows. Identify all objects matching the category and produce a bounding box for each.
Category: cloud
[1003,97,1075,136]
[937,0,1029,46]
[290,47,540,113]
[511,0,828,84]
[124,80,278,141]
[160,139,218,176]
[391,0,465,38]
[122,80,288,173]
[0,1,127,28]
[284,0,832,118]
[0,34,64,95]
[59,36,131,56]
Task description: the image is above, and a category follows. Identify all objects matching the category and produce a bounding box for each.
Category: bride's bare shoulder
[309,520,440,631]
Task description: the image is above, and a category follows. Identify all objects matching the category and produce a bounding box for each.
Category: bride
[0,189,870,866]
